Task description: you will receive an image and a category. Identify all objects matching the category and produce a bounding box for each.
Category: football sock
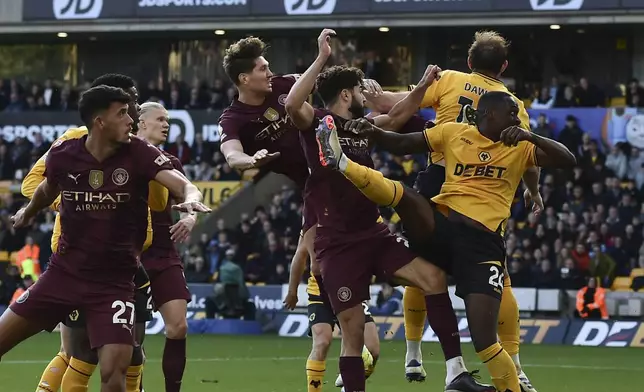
[339,157,403,208]
[126,365,143,392]
[61,358,96,392]
[139,373,144,392]
[477,343,520,392]
[36,351,69,392]
[498,286,521,370]
[403,286,426,365]
[425,293,466,384]
[306,359,326,392]
[339,356,365,392]
[163,338,187,392]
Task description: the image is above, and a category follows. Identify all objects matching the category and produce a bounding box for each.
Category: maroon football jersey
[142,151,183,266]
[399,114,432,134]
[218,75,309,189]
[299,109,381,235]
[44,136,174,283]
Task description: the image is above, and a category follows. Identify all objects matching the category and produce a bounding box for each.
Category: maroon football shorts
[146,263,191,309]
[10,263,136,349]
[315,224,416,314]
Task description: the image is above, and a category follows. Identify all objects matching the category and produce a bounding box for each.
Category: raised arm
[500,127,577,168]
[12,179,60,228]
[153,169,210,214]
[285,29,335,130]
[371,65,441,132]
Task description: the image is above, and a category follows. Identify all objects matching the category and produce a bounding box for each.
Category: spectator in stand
[559,258,587,290]
[531,87,555,109]
[370,283,403,316]
[558,115,584,158]
[576,277,608,320]
[184,255,211,283]
[4,92,23,112]
[589,244,616,287]
[605,144,629,180]
[533,259,560,289]
[167,133,192,166]
[533,114,553,139]
[192,132,215,166]
[555,85,578,107]
[626,78,644,107]
[575,77,605,107]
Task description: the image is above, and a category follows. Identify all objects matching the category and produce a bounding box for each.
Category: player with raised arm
[316,90,576,392]
[137,102,194,392]
[220,36,381,392]
[2,85,209,392]
[22,74,164,392]
[366,31,542,391]
[285,29,494,392]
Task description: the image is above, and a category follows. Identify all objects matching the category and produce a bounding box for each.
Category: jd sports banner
[22,0,630,21]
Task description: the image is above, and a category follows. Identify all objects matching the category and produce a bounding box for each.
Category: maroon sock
[339,356,366,392]
[163,338,186,392]
[425,293,462,361]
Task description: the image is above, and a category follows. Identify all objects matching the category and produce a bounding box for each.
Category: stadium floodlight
[379,27,390,33]
[214,30,226,36]
[549,25,561,30]
[57,32,68,38]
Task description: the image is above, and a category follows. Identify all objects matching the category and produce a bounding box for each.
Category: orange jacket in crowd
[14,244,41,279]
[576,281,609,320]
[10,287,26,305]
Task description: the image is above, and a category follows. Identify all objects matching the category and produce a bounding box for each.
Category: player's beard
[349,96,365,119]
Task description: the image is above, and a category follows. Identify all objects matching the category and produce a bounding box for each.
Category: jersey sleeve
[219,111,241,143]
[516,96,531,131]
[419,70,448,108]
[43,146,64,189]
[133,139,175,182]
[422,123,447,153]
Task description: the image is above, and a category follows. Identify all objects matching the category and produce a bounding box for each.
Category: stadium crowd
[1,72,644,308]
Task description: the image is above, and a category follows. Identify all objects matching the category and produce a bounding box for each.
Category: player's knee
[312,336,332,359]
[99,361,128,389]
[165,317,188,339]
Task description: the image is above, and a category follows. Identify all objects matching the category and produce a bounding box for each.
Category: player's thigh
[149,264,191,310]
[97,343,133,380]
[0,308,47,357]
[307,301,335,337]
[413,164,445,201]
[335,303,366,352]
[84,293,136,350]
[450,222,506,301]
[316,239,373,315]
[68,325,97,364]
[395,186,436,243]
[59,323,72,355]
[159,299,188,339]
[464,293,502,352]
[404,204,453,275]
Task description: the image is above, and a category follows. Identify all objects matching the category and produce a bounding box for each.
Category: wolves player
[23,74,161,392]
[367,31,542,391]
[317,91,575,391]
[285,29,490,392]
[4,85,209,392]
[137,102,194,392]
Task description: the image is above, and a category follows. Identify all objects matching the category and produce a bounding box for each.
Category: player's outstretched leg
[467,294,520,392]
[36,325,71,392]
[335,305,367,392]
[317,115,494,392]
[336,309,379,388]
[402,286,427,382]
[499,276,537,392]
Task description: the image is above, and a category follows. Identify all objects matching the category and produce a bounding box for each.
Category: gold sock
[61,358,96,392]
[342,158,403,207]
[306,359,325,392]
[477,343,520,392]
[403,286,427,341]
[126,365,143,392]
[36,351,69,392]
[498,285,520,360]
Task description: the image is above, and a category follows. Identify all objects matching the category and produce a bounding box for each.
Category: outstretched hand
[344,118,375,136]
[317,29,336,58]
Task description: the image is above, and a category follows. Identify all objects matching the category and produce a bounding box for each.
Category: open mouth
[161,129,169,138]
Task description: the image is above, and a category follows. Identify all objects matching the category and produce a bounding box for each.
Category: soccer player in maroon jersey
[2,85,209,392]
[136,101,194,392]
[285,29,494,392]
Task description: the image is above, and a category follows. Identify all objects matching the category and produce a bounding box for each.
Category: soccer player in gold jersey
[316,90,575,392]
[366,31,543,391]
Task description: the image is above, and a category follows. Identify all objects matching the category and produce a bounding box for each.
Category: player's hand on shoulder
[418,64,442,87]
[344,117,375,135]
[171,201,212,214]
[251,149,281,167]
[10,207,33,229]
[170,214,197,243]
[500,126,531,147]
[523,188,544,217]
[283,291,298,311]
[317,28,336,58]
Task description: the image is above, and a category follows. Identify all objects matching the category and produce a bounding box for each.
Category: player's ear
[467,56,473,71]
[500,60,508,75]
[342,89,351,102]
[239,73,248,86]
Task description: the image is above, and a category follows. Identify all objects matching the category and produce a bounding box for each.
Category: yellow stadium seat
[610,97,626,107]
[9,252,17,263]
[0,251,9,262]
[630,268,644,278]
[611,276,633,291]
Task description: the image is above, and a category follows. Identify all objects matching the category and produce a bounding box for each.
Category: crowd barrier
[1,283,642,347]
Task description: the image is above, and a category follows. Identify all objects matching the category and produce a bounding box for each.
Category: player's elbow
[558,150,577,167]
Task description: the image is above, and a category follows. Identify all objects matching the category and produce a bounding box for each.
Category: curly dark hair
[78,85,131,129]
[91,73,135,90]
[468,30,510,76]
[315,65,365,106]
[223,37,268,85]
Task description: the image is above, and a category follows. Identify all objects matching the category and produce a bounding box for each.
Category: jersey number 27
[456,96,475,123]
